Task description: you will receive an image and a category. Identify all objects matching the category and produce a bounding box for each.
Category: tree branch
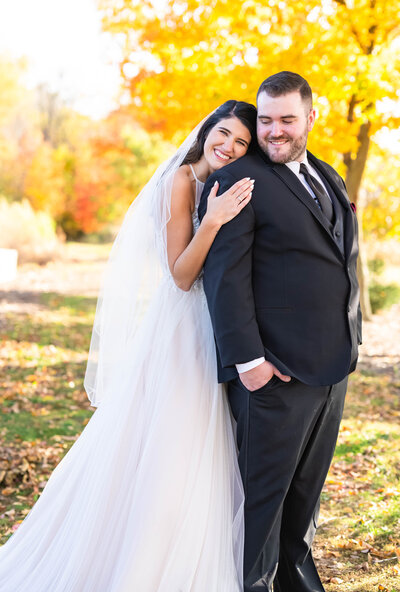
[347,94,360,123]
[367,23,377,54]
[351,26,368,53]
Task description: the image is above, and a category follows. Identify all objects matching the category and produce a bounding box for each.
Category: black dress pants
[228,375,348,592]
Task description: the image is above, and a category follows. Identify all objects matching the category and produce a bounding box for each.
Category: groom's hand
[239,361,291,391]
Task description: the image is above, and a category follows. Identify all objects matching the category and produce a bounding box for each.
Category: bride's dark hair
[182,100,257,165]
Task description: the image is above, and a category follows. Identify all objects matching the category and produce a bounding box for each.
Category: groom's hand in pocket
[239,361,291,392]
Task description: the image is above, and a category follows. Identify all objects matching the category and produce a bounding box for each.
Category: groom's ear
[307,108,316,132]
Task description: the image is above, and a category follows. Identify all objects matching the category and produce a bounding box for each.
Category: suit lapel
[258,148,356,260]
[308,153,355,260]
[307,153,350,211]
[270,160,337,241]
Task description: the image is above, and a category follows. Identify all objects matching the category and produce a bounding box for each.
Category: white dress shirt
[235,156,330,374]
[285,157,332,204]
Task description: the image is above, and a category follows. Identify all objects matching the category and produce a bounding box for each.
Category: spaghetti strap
[189,163,201,184]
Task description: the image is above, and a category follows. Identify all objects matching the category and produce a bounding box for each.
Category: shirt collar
[285,154,310,176]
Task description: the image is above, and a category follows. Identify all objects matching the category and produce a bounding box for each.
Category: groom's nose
[270,121,283,137]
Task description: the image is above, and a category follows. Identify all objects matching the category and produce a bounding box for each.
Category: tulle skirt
[0,279,244,591]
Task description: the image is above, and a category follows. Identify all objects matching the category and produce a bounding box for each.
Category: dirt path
[357,303,400,375]
[0,242,399,375]
[0,243,110,316]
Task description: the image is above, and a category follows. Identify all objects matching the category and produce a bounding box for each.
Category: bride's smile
[201,117,251,174]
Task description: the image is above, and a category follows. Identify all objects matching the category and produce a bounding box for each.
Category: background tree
[0,56,25,126]
[100,0,400,318]
[0,56,38,200]
[362,143,400,240]
[0,53,174,240]
[35,83,70,148]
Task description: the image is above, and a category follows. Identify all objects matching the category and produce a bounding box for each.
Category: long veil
[0,113,244,592]
[84,117,208,407]
[83,113,244,592]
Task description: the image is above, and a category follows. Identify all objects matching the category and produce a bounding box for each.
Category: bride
[0,100,257,591]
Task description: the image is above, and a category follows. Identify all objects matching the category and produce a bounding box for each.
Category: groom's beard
[258,125,309,163]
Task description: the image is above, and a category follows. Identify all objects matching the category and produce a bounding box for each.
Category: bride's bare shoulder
[174,164,192,185]
[171,165,196,207]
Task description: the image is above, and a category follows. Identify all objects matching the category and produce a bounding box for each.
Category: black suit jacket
[198,149,361,386]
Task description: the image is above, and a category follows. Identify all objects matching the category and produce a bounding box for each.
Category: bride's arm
[167,169,253,291]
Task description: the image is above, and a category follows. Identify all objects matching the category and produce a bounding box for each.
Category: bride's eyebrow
[219,126,249,145]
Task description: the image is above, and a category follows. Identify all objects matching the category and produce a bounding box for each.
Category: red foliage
[73,180,102,234]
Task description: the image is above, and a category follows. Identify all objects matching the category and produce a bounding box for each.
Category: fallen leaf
[1,487,15,496]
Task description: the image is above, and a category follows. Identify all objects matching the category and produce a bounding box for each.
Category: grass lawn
[0,290,399,591]
[316,370,400,591]
[0,293,94,541]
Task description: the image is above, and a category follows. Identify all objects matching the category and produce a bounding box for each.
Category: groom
[198,71,361,591]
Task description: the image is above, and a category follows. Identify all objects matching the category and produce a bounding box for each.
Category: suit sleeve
[339,175,362,345]
[199,171,265,368]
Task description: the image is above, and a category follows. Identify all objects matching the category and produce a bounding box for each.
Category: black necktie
[299,163,333,223]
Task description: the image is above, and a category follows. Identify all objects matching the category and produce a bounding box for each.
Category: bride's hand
[204,178,254,228]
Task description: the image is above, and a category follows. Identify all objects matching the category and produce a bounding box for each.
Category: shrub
[0,197,63,263]
[369,281,400,314]
[367,257,385,276]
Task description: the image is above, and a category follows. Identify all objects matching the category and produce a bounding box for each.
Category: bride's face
[203,117,251,172]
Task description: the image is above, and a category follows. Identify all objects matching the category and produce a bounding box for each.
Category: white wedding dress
[0,168,244,591]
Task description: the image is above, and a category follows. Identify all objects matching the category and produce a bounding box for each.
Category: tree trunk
[344,120,373,321]
[356,207,373,322]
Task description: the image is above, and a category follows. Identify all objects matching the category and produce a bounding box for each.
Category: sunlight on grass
[0,293,95,543]
[0,288,399,591]
[315,372,400,590]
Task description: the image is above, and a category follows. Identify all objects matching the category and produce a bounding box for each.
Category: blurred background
[0,0,399,315]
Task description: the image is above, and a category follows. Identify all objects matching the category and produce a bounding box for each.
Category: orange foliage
[99,0,400,189]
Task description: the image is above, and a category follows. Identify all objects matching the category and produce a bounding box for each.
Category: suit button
[335,230,341,237]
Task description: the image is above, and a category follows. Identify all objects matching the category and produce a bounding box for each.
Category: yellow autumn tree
[99,0,400,318]
[0,56,25,126]
[362,143,400,240]
[0,56,34,199]
[24,143,71,219]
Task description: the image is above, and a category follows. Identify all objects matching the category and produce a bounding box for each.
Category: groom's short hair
[257,71,312,109]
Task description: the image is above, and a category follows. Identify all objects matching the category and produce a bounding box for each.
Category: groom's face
[257,91,315,163]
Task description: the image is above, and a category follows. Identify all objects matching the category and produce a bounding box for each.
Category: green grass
[0,291,399,590]
[1,406,90,442]
[39,292,98,315]
[0,292,95,543]
[317,370,400,591]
